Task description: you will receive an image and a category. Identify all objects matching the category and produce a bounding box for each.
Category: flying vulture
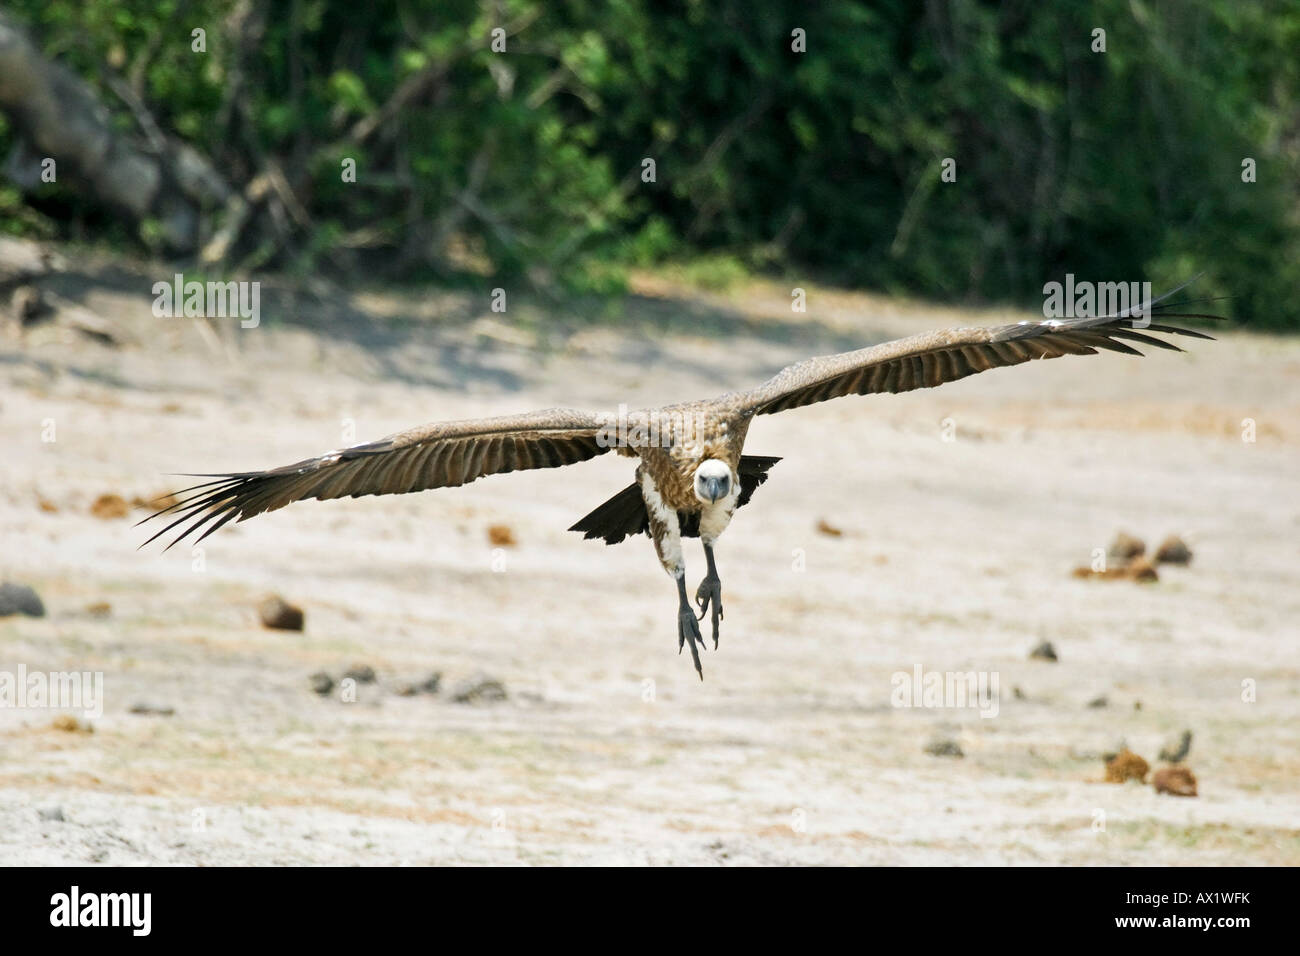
[142,284,1216,678]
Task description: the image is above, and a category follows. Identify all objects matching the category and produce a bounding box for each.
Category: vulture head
[693,458,732,504]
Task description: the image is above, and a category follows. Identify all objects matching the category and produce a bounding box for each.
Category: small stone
[259,595,304,631]
[343,664,376,684]
[1125,558,1159,582]
[90,493,130,520]
[396,672,442,696]
[85,601,112,618]
[924,737,964,758]
[1154,535,1193,565]
[129,702,175,716]
[1158,729,1193,763]
[308,672,334,696]
[0,581,45,617]
[487,524,517,547]
[450,673,507,704]
[1108,532,1146,563]
[1153,765,1198,797]
[1029,641,1058,662]
[1071,565,1129,580]
[1104,748,1149,784]
[1087,695,1109,709]
[38,806,65,822]
[51,715,92,734]
[815,519,843,537]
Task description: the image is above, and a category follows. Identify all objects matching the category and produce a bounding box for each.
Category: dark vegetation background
[1,0,1298,326]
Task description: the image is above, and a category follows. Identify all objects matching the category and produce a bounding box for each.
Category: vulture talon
[695,575,723,649]
[677,608,705,679]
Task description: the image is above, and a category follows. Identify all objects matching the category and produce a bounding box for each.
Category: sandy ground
[1,259,1298,865]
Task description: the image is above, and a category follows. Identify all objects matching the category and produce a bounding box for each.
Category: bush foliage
[3,1,1298,326]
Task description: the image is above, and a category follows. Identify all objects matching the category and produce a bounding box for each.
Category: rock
[38,806,65,822]
[1108,532,1146,563]
[50,715,92,734]
[1029,641,1058,662]
[487,524,517,547]
[129,702,175,716]
[258,595,304,631]
[1125,558,1159,582]
[1072,559,1158,582]
[397,672,441,696]
[1104,748,1150,783]
[924,737,964,758]
[450,673,507,704]
[308,672,334,696]
[1072,565,1130,580]
[1153,765,1198,796]
[1087,695,1109,709]
[343,664,376,684]
[1154,535,1193,565]
[815,518,843,537]
[1158,729,1193,763]
[0,581,45,617]
[90,493,130,519]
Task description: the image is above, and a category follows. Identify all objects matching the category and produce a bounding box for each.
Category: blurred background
[2,0,1299,322]
[0,1,1297,865]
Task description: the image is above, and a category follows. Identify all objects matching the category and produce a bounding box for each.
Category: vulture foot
[675,576,706,679]
[695,574,723,649]
[677,608,706,679]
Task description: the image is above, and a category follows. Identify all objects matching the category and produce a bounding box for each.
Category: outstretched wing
[736,281,1218,417]
[140,407,608,550]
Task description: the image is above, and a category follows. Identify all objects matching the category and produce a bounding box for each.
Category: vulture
[142,283,1217,678]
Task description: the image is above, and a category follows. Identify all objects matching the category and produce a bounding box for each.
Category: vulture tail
[569,455,781,546]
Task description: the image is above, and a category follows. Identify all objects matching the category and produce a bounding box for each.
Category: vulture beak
[702,476,727,503]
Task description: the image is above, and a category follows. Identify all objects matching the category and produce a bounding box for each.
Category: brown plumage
[142,283,1217,678]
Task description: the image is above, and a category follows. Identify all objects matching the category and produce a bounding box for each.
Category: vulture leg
[676,575,706,679]
[695,544,723,649]
[642,469,706,679]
